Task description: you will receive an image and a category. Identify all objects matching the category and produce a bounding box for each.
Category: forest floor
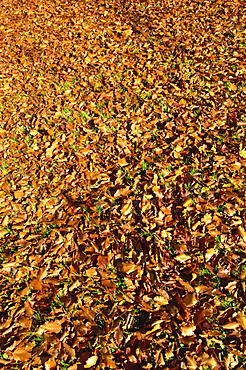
[0,0,246,369]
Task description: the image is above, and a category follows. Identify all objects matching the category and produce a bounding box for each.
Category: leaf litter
[0,0,246,369]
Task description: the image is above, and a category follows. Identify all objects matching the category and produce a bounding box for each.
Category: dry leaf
[154,295,169,305]
[175,253,191,263]
[221,322,239,330]
[84,355,98,368]
[45,358,56,370]
[121,263,138,274]
[236,311,246,330]
[63,343,76,359]
[14,190,24,199]
[12,347,31,362]
[121,199,132,216]
[239,149,246,158]
[228,82,237,91]
[183,198,193,207]
[180,324,196,336]
[238,226,246,241]
[186,355,197,369]
[38,321,62,334]
[183,293,198,307]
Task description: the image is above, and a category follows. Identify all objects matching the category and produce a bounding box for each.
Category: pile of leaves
[0,0,246,369]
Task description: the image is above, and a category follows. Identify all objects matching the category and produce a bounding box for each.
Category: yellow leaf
[203,213,212,225]
[228,82,237,91]
[175,145,183,152]
[179,98,187,105]
[86,267,98,277]
[183,198,193,207]
[46,141,59,157]
[186,355,197,369]
[30,130,39,136]
[1,215,9,226]
[239,149,246,158]
[84,355,98,368]
[123,28,133,36]
[0,228,8,238]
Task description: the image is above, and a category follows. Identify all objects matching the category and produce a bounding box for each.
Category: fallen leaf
[238,226,246,242]
[180,324,196,336]
[45,358,56,370]
[236,311,246,330]
[154,295,169,305]
[12,347,31,362]
[175,253,191,263]
[38,321,62,334]
[221,322,239,330]
[84,355,98,368]
[239,149,246,158]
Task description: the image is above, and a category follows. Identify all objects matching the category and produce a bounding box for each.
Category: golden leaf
[121,199,132,216]
[0,228,8,238]
[45,358,56,370]
[154,295,169,305]
[12,347,31,362]
[86,267,98,277]
[186,355,197,369]
[84,355,98,368]
[222,322,239,329]
[38,321,62,334]
[1,215,9,226]
[228,82,237,91]
[180,324,196,336]
[203,213,212,225]
[236,311,246,330]
[14,190,24,199]
[183,198,193,207]
[123,28,133,36]
[238,226,246,242]
[205,248,217,262]
[175,253,191,263]
[239,149,246,158]
[121,263,138,274]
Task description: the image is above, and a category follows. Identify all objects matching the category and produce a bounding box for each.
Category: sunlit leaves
[0,0,246,369]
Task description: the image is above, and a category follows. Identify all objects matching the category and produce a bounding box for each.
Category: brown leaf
[180,324,196,336]
[38,321,62,334]
[121,199,132,216]
[153,295,169,305]
[63,342,76,359]
[12,347,31,362]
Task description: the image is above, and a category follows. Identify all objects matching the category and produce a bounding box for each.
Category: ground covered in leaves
[0,0,246,369]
